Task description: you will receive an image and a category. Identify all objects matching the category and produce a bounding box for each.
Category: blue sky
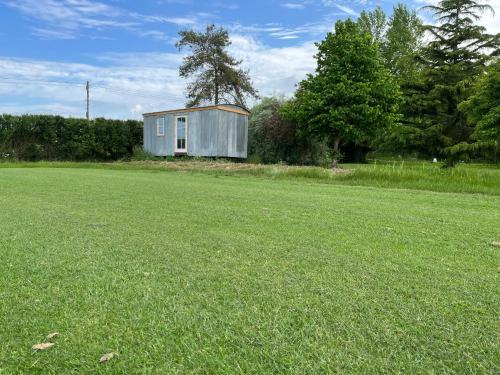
[0,0,498,119]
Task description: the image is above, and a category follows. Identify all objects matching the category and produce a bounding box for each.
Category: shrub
[0,114,142,161]
[131,146,160,161]
[248,97,330,166]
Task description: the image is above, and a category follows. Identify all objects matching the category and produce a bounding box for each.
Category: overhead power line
[0,76,187,102]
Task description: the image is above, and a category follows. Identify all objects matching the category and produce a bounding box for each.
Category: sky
[0,0,498,119]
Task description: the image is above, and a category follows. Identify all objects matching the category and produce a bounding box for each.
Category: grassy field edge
[1,160,500,196]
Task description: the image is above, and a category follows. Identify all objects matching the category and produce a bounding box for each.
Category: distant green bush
[131,146,160,161]
[246,154,262,164]
[248,96,331,166]
[0,114,142,161]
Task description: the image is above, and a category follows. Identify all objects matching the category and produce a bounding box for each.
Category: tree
[384,4,424,83]
[357,5,428,159]
[176,24,258,108]
[248,97,329,165]
[376,5,432,158]
[454,60,500,161]
[418,0,499,164]
[357,6,387,46]
[357,4,424,82]
[283,19,401,169]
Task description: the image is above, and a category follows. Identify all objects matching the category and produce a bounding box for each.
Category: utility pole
[86,81,90,121]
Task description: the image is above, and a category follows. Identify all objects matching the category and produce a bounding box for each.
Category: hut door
[175,116,187,153]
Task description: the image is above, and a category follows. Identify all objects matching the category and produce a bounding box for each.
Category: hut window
[157,118,165,136]
[175,116,187,152]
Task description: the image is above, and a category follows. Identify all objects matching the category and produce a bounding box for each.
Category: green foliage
[131,146,161,161]
[357,6,387,45]
[383,4,424,83]
[0,115,142,161]
[460,60,500,144]
[418,0,499,159]
[445,60,500,162]
[176,24,258,108]
[357,4,424,83]
[284,19,401,167]
[382,0,499,162]
[380,78,448,158]
[248,96,330,166]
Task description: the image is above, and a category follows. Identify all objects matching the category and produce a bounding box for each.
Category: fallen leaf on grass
[32,343,54,351]
[99,352,116,363]
[491,241,500,248]
[46,332,60,340]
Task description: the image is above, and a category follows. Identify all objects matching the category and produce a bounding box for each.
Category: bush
[0,114,142,161]
[131,146,160,161]
[248,97,330,166]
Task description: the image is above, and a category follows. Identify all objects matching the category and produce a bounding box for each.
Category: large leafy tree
[283,19,401,169]
[357,4,424,82]
[357,6,387,46]
[384,4,424,83]
[418,0,499,163]
[176,24,258,108]
[357,5,429,158]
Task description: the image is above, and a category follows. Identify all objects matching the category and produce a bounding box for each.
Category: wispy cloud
[321,1,359,16]
[32,28,76,40]
[2,0,137,38]
[0,34,317,119]
[231,17,335,40]
[281,3,306,10]
[1,0,214,40]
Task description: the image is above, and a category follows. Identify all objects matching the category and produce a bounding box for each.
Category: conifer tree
[418,0,499,162]
[176,24,258,108]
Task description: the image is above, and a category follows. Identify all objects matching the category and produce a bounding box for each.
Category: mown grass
[0,167,499,373]
[2,159,500,195]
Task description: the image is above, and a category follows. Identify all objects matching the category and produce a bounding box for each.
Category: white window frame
[174,115,188,153]
[156,117,165,137]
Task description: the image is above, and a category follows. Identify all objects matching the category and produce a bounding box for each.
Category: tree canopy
[283,19,401,168]
[248,2,499,166]
[453,60,500,161]
[419,0,499,162]
[176,24,258,108]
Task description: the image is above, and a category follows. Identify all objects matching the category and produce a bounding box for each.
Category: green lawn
[0,167,499,373]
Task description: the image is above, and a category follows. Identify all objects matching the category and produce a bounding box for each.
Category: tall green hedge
[0,115,143,161]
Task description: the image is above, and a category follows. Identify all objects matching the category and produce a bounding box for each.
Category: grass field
[0,165,499,373]
[3,159,500,195]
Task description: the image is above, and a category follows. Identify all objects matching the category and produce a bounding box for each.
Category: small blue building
[143,104,249,158]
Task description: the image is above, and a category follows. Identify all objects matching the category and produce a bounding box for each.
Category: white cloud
[3,0,135,38]
[1,0,214,39]
[32,28,77,40]
[281,3,306,9]
[230,18,335,40]
[0,35,317,119]
[320,1,359,16]
[230,35,316,99]
[2,0,497,120]
[0,55,186,119]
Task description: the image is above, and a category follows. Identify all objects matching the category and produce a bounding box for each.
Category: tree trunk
[214,67,219,105]
[331,136,341,170]
[215,82,219,105]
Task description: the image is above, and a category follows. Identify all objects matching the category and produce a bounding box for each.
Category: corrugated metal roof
[143,104,250,117]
